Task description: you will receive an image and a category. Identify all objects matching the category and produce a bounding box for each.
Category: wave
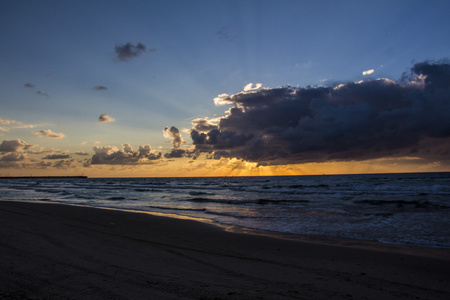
[35,188,61,194]
[189,191,215,196]
[352,199,448,208]
[72,194,94,200]
[287,184,329,189]
[146,205,268,219]
[147,205,207,213]
[182,197,310,205]
[134,188,163,192]
[107,196,126,201]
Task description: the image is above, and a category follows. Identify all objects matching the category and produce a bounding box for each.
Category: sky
[1,0,450,177]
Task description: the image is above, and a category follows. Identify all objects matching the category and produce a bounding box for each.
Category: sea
[1,172,449,248]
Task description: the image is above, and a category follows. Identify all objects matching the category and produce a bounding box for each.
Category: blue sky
[1,0,450,176]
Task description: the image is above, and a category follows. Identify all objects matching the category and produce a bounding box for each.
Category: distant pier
[0,176,88,179]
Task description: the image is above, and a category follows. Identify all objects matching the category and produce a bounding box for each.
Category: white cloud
[213,93,231,106]
[362,69,375,76]
[243,83,263,92]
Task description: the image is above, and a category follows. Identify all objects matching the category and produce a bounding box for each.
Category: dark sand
[1,201,449,299]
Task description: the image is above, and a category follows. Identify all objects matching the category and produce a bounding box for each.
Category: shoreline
[1,200,449,299]
[4,199,450,259]
[222,224,450,259]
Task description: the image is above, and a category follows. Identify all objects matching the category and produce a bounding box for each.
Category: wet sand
[1,200,449,299]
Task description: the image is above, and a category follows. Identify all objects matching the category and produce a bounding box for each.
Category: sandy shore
[1,201,449,299]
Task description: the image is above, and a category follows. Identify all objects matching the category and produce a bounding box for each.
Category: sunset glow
[1,0,450,177]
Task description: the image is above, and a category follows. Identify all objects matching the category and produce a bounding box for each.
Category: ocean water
[1,172,449,248]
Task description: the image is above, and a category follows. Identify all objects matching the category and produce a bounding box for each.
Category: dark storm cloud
[191,60,450,165]
[410,59,450,89]
[89,143,162,165]
[114,42,155,62]
[24,83,35,88]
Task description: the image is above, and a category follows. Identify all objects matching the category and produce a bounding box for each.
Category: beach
[1,201,449,299]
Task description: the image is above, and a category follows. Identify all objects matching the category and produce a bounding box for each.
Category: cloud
[24,83,50,97]
[190,59,450,166]
[35,161,53,168]
[243,83,263,92]
[98,114,115,123]
[89,143,162,165]
[53,159,76,168]
[191,118,219,132]
[0,152,26,162]
[0,141,29,167]
[36,90,50,97]
[163,126,184,148]
[42,154,71,160]
[32,129,65,139]
[23,82,50,97]
[75,151,89,156]
[164,149,187,158]
[92,85,108,91]
[0,118,13,125]
[362,69,375,76]
[0,139,32,152]
[216,26,235,42]
[114,42,155,62]
[213,93,231,106]
[27,148,52,155]
[410,60,450,89]
[0,117,38,131]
